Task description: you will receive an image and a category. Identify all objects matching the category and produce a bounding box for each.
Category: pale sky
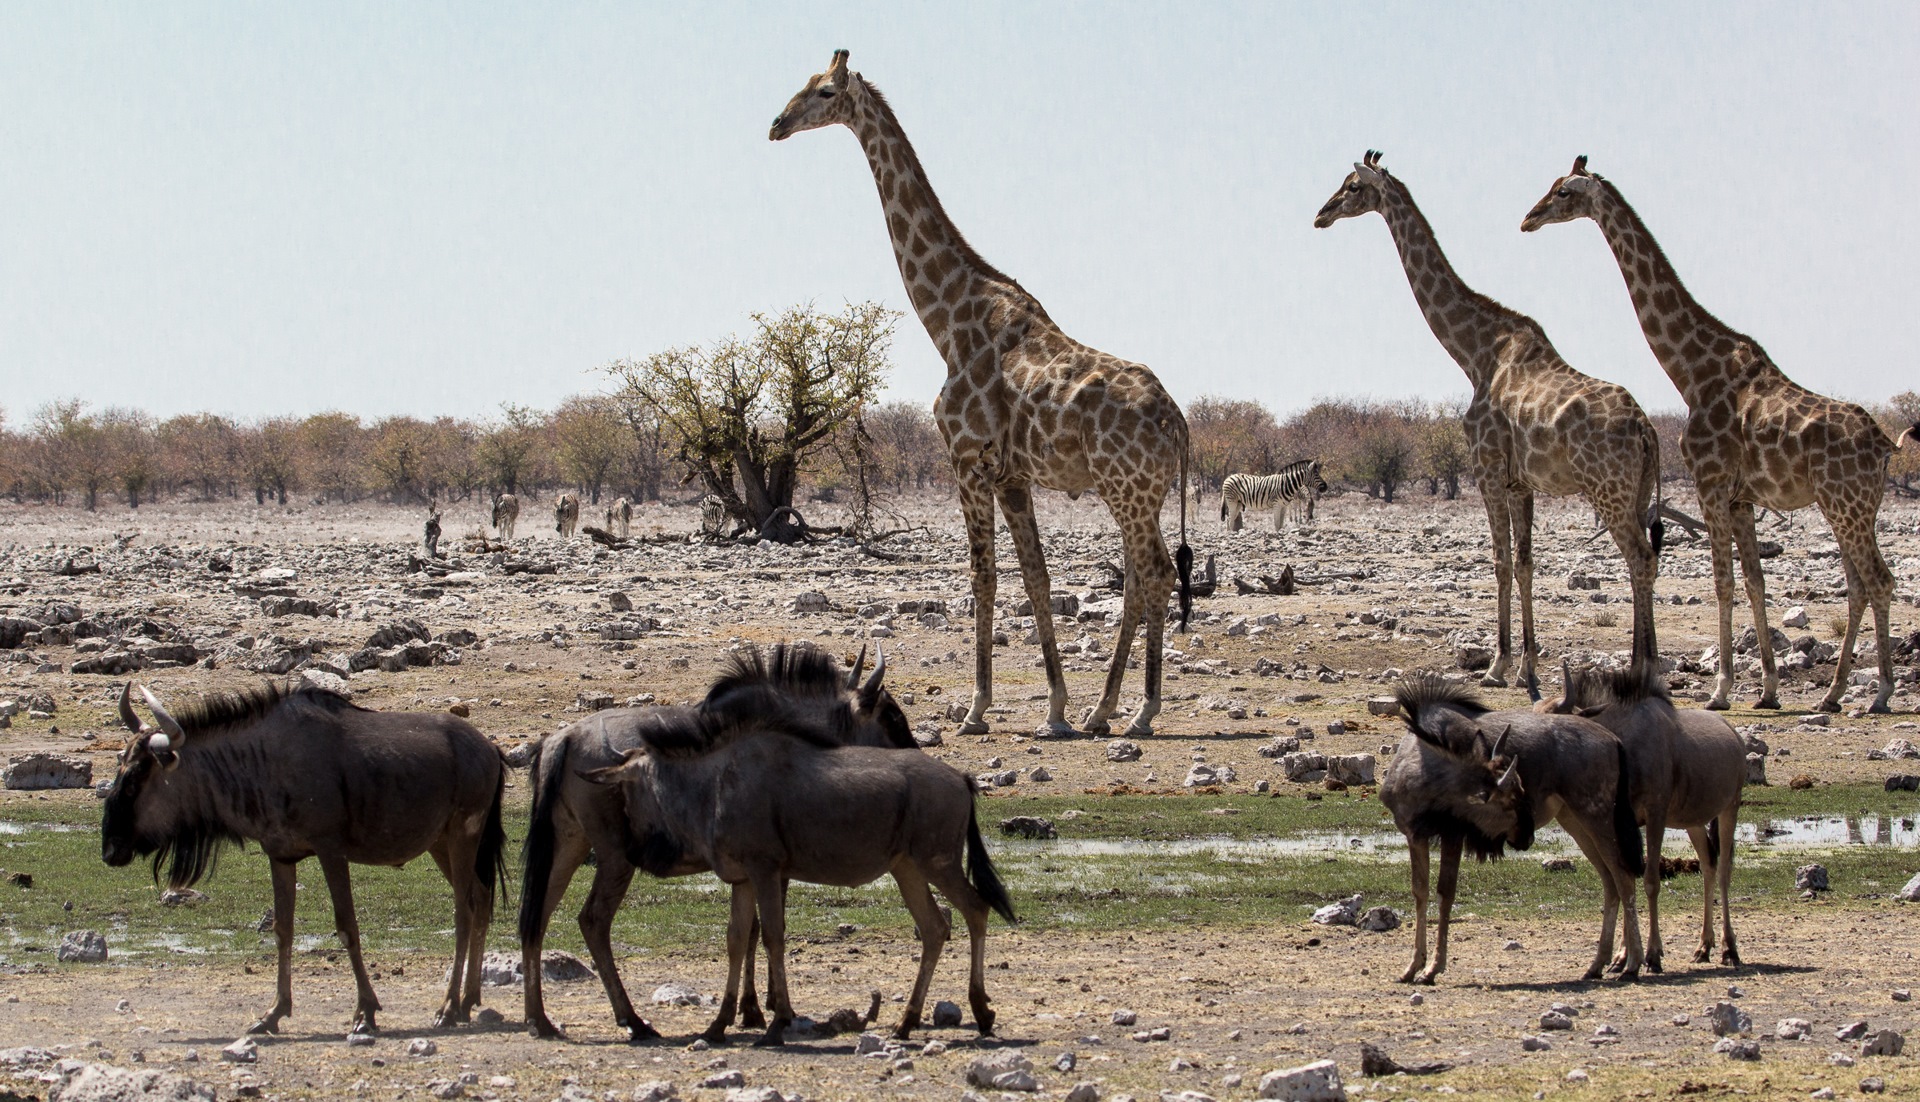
[2,2,1915,425]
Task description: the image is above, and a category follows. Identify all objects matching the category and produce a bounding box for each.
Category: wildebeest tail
[478,760,510,906]
[517,735,565,944]
[1705,817,1724,862]
[1611,740,1646,878]
[964,794,1017,924]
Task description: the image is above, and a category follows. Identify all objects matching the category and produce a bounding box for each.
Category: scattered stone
[1540,856,1575,872]
[630,1083,678,1102]
[1836,1021,1870,1042]
[698,1070,745,1089]
[964,1051,1037,1092]
[1745,752,1768,786]
[1065,1084,1101,1102]
[4,753,93,790]
[651,982,715,1007]
[1311,894,1363,926]
[1712,1037,1761,1060]
[1539,1012,1574,1032]
[1000,816,1057,840]
[1782,606,1810,629]
[1255,1059,1346,1101]
[1860,1029,1905,1058]
[1862,1076,1887,1094]
[220,1038,257,1063]
[45,1061,218,1102]
[788,591,831,614]
[425,1079,463,1100]
[1894,872,1920,902]
[1106,740,1142,763]
[1053,1051,1076,1073]
[1894,989,1912,1002]
[1776,1018,1812,1040]
[1520,1035,1551,1052]
[1111,1009,1137,1027]
[346,1033,375,1048]
[931,1000,962,1028]
[1365,696,1400,717]
[1358,1041,1450,1076]
[1796,864,1830,893]
[1709,1001,1752,1037]
[1357,906,1401,932]
[57,930,108,963]
[408,1039,437,1057]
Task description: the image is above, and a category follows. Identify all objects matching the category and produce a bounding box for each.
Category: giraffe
[1523,157,1918,712]
[1316,151,1664,699]
[770,50,1193,736]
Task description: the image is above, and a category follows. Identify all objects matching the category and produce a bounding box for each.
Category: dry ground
[3,489,1920,1099]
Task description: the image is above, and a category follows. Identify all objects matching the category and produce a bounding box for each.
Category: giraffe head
[1520,156,1603,232]
[1313,150,1392,229]
[769,49,858,141]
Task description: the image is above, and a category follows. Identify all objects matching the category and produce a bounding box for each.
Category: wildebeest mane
[1564,663,1670,712]
[149,815,246,889]
[1394,671,1488,732]
[639,686,843,760]
[704,642,848,704]
[1406,798,1537,862]
[166,681,364,737]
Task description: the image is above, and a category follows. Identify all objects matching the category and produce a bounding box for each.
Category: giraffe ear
[828,49,851,84]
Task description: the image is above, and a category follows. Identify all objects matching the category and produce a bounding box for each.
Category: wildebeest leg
[1399,836,1431,984]
[316,853,383,1032]
[922,859,994,1036]
[738,910,765,1028]
[1686,826,1716,963]
[1713,810,1740,965]
[523,830,591,1039]
[427,842,482,1026]
[1563,820,1643,980]
[1418,835,1463,985]
[1637,810,1667,974]
[249,858,300,1034]
[705,883,759,1043]
[751,875,793,1046]
[576,855,654,1040]
[890,864,949,1039]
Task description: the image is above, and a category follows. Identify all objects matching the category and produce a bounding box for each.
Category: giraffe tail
[1176,430,1193,633]
[1644,421,1665,561]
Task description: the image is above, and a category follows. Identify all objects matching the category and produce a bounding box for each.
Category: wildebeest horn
[1498,756,1521,789]
[1487,723,1511,762]
[861,642,887,699]
[137,684,186,742]
[848,643,868,690]
[118,682,146,733]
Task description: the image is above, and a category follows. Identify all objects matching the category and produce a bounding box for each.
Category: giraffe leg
[1480,492,1515,689]
[1729,503,1781,709]
[1084,547,1140,735]
[1118,514,1174,736]
[1826,509,1898,712]
[956,477,998,735]
[1513,491,1540,701]
[998,484,1072,734]
[1699,495,1739,710]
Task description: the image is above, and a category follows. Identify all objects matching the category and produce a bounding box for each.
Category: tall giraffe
[770,50,1192,736]
[1317,152,1663,698]
[1524,157,1917,712]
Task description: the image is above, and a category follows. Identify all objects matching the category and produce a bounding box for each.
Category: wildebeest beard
[627,826,686,877]
[1406,794,1537,862]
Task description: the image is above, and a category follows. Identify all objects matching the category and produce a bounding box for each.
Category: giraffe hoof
[1755,695,1780,710]
[958,719,989,735]
[1479,673,1508,689]
[1868,699,1892,715]
[1704,698,1731,711]
[1814,699,1842,714]
[1081,718,1111,737]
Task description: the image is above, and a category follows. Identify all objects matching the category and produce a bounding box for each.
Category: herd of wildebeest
[81,47,1907,1047]
[97,637,1746,1046]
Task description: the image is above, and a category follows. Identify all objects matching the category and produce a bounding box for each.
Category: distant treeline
[3,390,1916,511]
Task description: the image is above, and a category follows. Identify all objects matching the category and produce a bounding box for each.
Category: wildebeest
[518,642,916,1041]
[492,493,520,540]
[101,682,506,1034]
[555,493,581,538]
[607,496,634,539]
[1384,673,1646,984]
[1541,661,1744,970]
[588,700,1013,1045]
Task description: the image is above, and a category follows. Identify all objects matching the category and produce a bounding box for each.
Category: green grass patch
[2,784,1913,969]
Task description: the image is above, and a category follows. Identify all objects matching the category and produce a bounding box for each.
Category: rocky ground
[3,488,1920,1100]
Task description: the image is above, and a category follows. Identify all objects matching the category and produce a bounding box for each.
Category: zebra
[1220,459,1329,532]
[554,493,581,538]
[491,493,520,541]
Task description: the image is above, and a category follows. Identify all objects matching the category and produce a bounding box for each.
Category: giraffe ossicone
[773,50,1193,736]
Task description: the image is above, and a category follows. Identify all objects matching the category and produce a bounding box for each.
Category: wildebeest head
[847,643,913,749]
[1410,711,1534,851]
[579,748,691,877]
[101,682,240,886]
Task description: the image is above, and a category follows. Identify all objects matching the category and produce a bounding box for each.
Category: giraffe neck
[1587,180,1772,409]
[845,77,1034,370]
[1376,180,1522,389]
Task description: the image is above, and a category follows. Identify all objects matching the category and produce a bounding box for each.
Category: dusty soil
[3,490,1920,1098]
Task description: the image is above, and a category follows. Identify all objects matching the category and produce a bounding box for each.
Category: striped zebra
[1220,459,1329,532]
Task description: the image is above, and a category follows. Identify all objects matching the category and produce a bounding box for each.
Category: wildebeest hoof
[699,1026,728,1045]
[739,1006,766,1029]
[627,1020,661,1042]
[1693,948,1712,964]
[975,1007,996,1037]
[1647,957,1664,974]
[958,719,989,735]
[751,1029,786,1048]
[528,1017,565,1040]
[1869,699,1892,715]
[1722,948,1741,966]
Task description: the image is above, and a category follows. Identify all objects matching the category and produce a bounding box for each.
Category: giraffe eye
[1346,182,1360,192]
[817,88,835,98]
[1556,188,1571,198]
